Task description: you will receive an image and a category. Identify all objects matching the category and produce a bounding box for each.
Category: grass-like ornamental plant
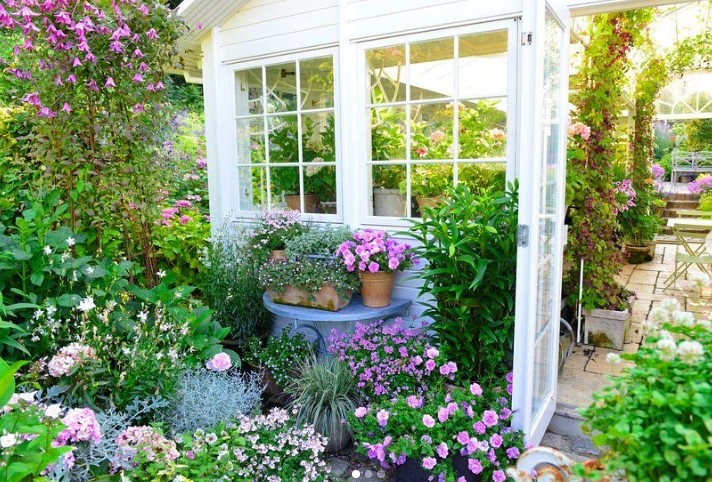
[579,289,712,481]
[406,183,518,383]
[286,356,360,452]
[349,373,524,482]
[258,258,360,297]
[166,368,262,435]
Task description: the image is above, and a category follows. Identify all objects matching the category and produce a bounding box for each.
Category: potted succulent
[349,372,526,482]
[287,355,360,453]
[259,258,360,311]
[249,209,304,261]
[336,229,417,308]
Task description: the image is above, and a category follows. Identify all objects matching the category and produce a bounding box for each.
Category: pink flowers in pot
[336,229,417,273]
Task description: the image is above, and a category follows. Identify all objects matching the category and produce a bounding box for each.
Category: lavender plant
[166,368,262,435]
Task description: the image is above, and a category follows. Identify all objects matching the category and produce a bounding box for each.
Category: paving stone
[570,436,601,457]
[540,432,569,452]
[328,457,352,479]
[627,271,658,286]
[585,348,625,376]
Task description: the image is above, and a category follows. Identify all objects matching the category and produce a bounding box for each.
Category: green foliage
[153,207,210,286]
[566,10,652,310]
[244,330,313,388]
[200,226,272,345]
[165,75,205,113]
[283,225,353,259]
[580,299,712,481]
[286,356,359,444]
[0,358,71,482]
[683,119,712,151]
[699,192,712,211]
[406,183,518,382]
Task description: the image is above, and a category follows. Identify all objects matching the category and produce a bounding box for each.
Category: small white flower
[656,338,677,361]
[45,404,63,419]
[606,353,622,365]
[77,297,96,313]
[66,237,75,247]
[85,266,94,275]
[137,311,148,323]
[671,310,695,327]
[648,307,669,326]
[660,298,681,313]
[18,391,36,403]
[46,305,57,316]
[157,270,166,279]
[677,341,704,364]
[33,310,43,320]
[61,253,69,263]
[689,272,711,289]
[0,433,18,448]
[43,245,52,255]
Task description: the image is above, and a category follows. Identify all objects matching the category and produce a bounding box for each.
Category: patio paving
[556,242,711,413]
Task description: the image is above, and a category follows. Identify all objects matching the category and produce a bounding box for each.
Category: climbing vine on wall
[566,10,653,311]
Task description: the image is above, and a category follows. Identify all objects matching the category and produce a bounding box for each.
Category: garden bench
[671,150,712,184]
[674,209,712,218]
[263,293,412,352]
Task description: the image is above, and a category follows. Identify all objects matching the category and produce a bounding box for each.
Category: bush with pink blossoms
[349,374,524,482]
[249,209,305,254]
[127,408,330,481]
[337,229,417,273]
[55,407,102,445]
[115,425,179,470]
[328,319,452,401]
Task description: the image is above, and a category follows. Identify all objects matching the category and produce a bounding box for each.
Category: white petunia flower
[656,338,677,361]
[659,298,681,313]
[677,341,704,364]
[77,297,96,313]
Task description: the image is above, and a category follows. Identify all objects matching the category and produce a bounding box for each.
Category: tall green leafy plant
[566,11,652,310]
[406,183,518,382]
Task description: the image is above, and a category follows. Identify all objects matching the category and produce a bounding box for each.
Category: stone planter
[373,188,407,217]
[583,299,633,351]
[624,242,655,264]
[359,271,396,308]
[395,455,483,482]
[267,283,352,312]
[285,193,319,212]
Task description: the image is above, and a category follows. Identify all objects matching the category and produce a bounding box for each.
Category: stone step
[665,200,699,210]
[548,403,586,438]
[661,191,699,201]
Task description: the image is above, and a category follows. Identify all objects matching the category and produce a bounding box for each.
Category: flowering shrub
[580,288,712,481]
[349,374,524,482]
[328,319,451,401]
[612,179,637,215]
[153,204,210,285]
[337,229,417,273]
[244,330,313,388]
[688,174,712,194]
[128,409,330,481]
[249,209,304,253]
[651,163,665,180]
[115,425,179,470]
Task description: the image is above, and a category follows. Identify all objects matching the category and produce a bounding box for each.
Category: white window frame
[226,47,344,223]
[355,20,520,228]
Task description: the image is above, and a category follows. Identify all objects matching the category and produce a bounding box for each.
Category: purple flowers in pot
[336,229,418,273]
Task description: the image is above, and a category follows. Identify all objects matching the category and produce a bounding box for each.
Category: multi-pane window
[234,54,338,216]
[366,29,511,219]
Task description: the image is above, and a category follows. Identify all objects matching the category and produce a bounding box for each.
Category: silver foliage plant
[167,368,263,435]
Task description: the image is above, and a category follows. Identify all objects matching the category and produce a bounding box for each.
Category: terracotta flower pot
[267,283,353,311]
[359,271,396,308]
[285,193,319,212]
[624,243,655,264]
[416,196,444,212]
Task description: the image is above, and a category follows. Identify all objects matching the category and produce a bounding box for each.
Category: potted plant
[336,230,417,308]
[406,164,452,213]
[249,209,304,260]
[243,329,313,399]
[349,372,526,482]
[373,165,407,217]
[259,258,360,311]
[286,355,360,453]
[579,284,711,481]
[283,225,354,260]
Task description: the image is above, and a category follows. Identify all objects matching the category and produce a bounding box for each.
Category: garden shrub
[683,118,712,151]
[166,368,262,435]
[200,225,272,345]
[407,184,518,383]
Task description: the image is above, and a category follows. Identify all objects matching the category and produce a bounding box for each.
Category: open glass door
[512,0,570,444]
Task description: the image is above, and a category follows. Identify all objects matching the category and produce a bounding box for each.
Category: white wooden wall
[203,0,523,318]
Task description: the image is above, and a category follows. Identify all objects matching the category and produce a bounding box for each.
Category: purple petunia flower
[482,410,499,427]
[468,458,483,474]
[422,457,436,470]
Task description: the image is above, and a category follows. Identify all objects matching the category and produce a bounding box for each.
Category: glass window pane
[300,57,334,110]
[236,118,265,165]
[267,115,299,164]
[410,163,452,216]
[238,166,267,211]
[410,102,454,160]
[458,162,506,194]
[270,166,301,209]
[458,99,508,159]
[304,164,337,214]
[371,107,406,161]
[265,62,298,113]
[410,37,454,101]
[371,165,407,217]
[303,113,336,162]
[367,45,406,104]
[458,30,508,99]
[235,68,263,115]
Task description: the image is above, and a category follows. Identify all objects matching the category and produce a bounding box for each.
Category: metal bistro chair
[664,228,712,288]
